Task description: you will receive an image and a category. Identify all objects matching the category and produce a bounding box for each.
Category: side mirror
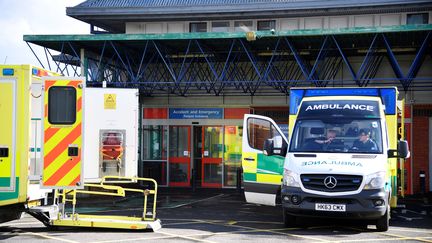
[398,140,410,159]
[263,136,287,157]
[387,140,410,159]
[263,139,274,156]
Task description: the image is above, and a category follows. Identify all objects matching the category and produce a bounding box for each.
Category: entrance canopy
[24,25,432,96]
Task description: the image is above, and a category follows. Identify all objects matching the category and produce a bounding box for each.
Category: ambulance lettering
[301,161,363,167]
[305,104,374,112]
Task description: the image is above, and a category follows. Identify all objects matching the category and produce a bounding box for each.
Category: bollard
[419,170,426,194]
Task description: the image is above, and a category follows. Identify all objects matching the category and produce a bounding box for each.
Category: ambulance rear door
[41,77,85,189]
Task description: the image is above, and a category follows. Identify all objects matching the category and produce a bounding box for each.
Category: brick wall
[412,115,430,193]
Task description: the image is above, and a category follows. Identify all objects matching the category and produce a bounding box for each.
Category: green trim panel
[0,178,19,201]
[0,177,11,187]
[243,173,257,181]
[257,154,284,175]
[24,24,432,42]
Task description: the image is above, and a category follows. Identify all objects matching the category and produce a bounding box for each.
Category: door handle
[244,157,255,161]
[68,145,79,157]
[0,147,9,158]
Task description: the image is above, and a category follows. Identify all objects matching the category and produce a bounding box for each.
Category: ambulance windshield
[289,100,383,154]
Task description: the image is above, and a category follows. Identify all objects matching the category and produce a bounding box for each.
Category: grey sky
[0,0,87,66]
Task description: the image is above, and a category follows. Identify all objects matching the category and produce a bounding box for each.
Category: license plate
[315,203,346,212]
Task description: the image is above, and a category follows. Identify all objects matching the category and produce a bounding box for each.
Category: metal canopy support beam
[283,37,311,81]
[26,42,45,69]
[238,39,263,95]
[331,35,358,86]
[152,40,177,83]
[381,33,406,88]
[405,31,432,88]
[308,35,329,87]
[357,34,381,86]
[25,30,432,96]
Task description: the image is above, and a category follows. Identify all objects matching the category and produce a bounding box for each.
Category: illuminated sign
[305,104,374,112]
[298,100,380,119]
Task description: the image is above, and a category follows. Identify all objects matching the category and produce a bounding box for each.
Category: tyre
[283,208,297,227]
[376,205,390,232]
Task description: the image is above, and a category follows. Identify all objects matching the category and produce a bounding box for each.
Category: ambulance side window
[48,86,76,125]
[247,118,272,150]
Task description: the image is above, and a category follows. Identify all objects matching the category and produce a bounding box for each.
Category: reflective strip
[44,124,82,168]
[44,156,81,186]
[257,174,283,184]
[44,126,60,143]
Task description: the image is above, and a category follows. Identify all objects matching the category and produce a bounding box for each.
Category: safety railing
[57,176,158,221]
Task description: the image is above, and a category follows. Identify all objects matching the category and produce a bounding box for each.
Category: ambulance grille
[300,174,363,192]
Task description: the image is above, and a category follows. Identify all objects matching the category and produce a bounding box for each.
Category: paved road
[1,192,431,242]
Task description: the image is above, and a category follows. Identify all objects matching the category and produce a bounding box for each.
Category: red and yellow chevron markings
[43,80,83,187]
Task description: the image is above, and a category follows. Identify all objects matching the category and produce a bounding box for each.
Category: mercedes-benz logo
[324,176,337,189]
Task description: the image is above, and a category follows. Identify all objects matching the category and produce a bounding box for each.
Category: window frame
[189,22,208,33]
[234,20,254,32]
[257,20,276,31]
[211,21,231,32]
[247,117,278,151]
[48,86,77,125]
[406,13,429,25]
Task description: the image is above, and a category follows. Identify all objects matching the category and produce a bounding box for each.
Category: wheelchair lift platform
[28,177,161,231]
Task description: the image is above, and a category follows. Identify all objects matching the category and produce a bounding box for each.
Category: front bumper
[281,186,388,220]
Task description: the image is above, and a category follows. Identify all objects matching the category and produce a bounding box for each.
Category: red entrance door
[202,126,223,188]
[169,126,191,187]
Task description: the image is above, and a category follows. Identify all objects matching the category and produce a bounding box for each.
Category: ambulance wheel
[283,208,296,227]
[376,205,390,232]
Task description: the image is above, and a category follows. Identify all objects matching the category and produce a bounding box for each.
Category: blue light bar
[380,88,396,115]
[304,88,379,97]
[2,68,14,76]
[32,68,38,76]
[289,88,397,115]
[289,89,304,115]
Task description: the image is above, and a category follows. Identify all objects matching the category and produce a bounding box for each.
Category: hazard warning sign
[104,94,116,109]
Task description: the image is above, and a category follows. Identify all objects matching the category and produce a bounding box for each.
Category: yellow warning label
[104,94,116,109]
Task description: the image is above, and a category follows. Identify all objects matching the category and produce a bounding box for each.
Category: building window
[407,13,429,25]
[212,21,230,32]
[190,22,207,32]
[257,20,276,31]
[234,20,253,32]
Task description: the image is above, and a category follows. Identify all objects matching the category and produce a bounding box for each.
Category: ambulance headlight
[364,172,386,190]
[283,169,300,187]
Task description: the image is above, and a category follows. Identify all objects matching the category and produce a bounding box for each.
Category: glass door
[169,126,191,187]
[142,125,168,186]
[223,126,243,187]
[202,126,223,188]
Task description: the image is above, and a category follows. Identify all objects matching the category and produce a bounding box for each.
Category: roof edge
[24,24,432,42]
